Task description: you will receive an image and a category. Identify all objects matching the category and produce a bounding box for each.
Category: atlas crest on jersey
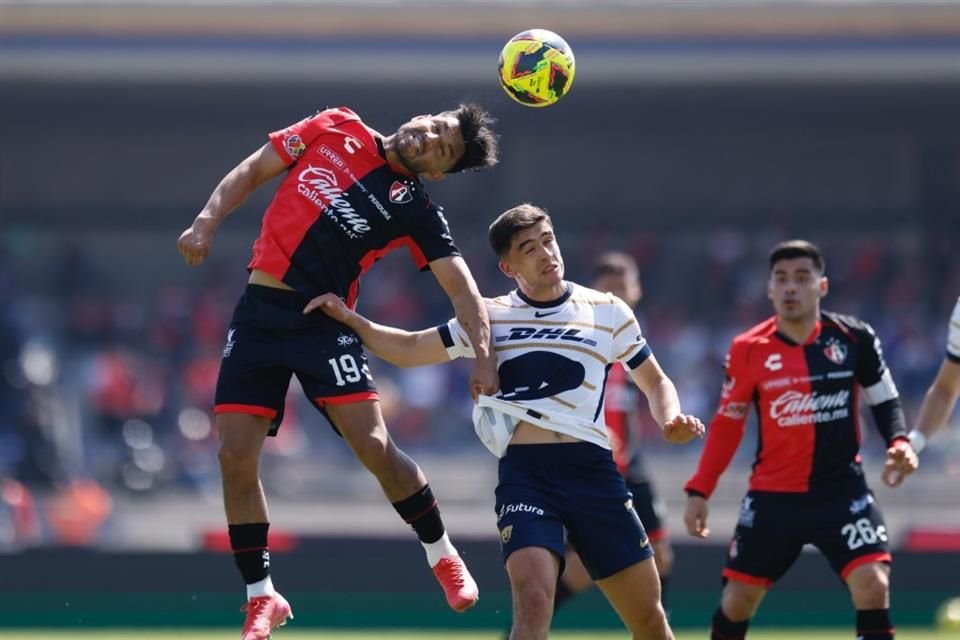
[823,337,848,365]
[389,180,414,204]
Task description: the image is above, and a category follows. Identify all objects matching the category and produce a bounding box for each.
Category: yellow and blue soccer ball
[498,29,575,107]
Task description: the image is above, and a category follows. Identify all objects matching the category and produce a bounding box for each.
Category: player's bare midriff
[510,420,582,445]
[248,269,295,291]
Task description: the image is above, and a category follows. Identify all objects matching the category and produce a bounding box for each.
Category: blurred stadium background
[1,0,959,636]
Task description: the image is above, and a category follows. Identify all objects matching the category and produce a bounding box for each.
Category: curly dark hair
[444,103,499,173]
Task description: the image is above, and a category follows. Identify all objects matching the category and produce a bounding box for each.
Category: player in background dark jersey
[904,296,960,459]
[177,104,498,639]
[502,251,674,639]
[683,240,918,640]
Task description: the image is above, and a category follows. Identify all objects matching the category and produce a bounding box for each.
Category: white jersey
[439,282,653,456]
[949,296,960,363]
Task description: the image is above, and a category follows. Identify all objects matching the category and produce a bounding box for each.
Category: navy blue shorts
[723,477,891,587]
[214,284,377,435]
[495,442,654,581]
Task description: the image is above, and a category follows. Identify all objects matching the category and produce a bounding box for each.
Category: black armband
[869,397,908,445]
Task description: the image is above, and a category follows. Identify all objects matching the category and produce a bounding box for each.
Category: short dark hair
[769,239,825,273]
[445,103,499,173]
[488,203,552,257]
[592,251,639,282]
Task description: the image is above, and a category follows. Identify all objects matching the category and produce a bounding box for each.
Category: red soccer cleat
[240,592,293,639]
[432,555,479,612]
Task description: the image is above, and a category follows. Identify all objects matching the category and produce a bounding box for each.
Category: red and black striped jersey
[685,311,901,498]
[604,364,648,481]
[249,107,459,307]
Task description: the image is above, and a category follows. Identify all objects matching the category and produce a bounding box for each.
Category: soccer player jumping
[305,204,704,640]
[683,240,919,640]
[178,103,498,639]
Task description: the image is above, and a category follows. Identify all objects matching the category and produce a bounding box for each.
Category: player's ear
[499,259,514,279]
[767,277,775,302]
[819,276,829,298]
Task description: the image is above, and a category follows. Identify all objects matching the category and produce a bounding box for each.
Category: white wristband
[908,430,927,453]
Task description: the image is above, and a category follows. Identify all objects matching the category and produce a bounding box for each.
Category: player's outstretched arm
[628,355,705,443]
[178,142,288,266]
[303,294,450,368]
[910,358,960,453]
[429,255,499,400]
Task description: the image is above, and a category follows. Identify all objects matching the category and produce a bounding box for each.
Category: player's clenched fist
[177,218,216,266]
[684,495,710,539]
[663,414,705,444]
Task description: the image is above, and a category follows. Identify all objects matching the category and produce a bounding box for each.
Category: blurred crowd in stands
[0,228,957,548]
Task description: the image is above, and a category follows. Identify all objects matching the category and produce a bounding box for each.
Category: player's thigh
[292,330,379,436]
[595,557,666,631]
[845,562,891,609]
[214,321,293,438]
[810,483,892,582]
[323,399,391,452]
[561,546,594,592]
[216,412,273,461]
[495,447,568,576]
[506,546,563,601]
[722,492,804,587]
[563,448,654,581]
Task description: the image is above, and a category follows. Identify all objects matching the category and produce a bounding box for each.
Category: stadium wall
[1,539,956,630]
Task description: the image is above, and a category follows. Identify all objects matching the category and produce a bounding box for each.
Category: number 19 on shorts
[328,354,369,386]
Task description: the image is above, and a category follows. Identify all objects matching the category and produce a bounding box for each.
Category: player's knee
[848,564,890,608]
[513,581,554,622]
[722,582,764,620]
[349,432,394,470]
[217,439,260,477]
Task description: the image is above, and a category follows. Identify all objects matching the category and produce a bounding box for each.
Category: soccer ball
[937,596,960,632]
[498,29,575,107]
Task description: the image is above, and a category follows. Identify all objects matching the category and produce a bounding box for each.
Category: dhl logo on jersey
[495,326,598,347]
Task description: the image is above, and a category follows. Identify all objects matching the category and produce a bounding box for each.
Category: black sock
[392,484,444,543]
[228,523,271,585]
[857,609,894,640]
[711,607,749,640]
[553,579,575,611]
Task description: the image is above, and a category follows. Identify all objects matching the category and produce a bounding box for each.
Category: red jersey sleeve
[684,337,755,499]
[267,107,359,165]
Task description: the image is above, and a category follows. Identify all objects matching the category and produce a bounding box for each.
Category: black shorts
[723,477,891,587]
[495,442,654,581]
[626,480,668,542]
[214,284,377,435]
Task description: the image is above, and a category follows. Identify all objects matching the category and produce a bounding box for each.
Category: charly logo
[769,389,850,427]
[764,353,783,371]
[297,166,371,238]
[222,328,236,358]
[823,337,848,365]
[388,180,413,204]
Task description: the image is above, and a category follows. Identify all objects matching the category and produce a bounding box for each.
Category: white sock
[246,576,276,599]
[422,532,458,567]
